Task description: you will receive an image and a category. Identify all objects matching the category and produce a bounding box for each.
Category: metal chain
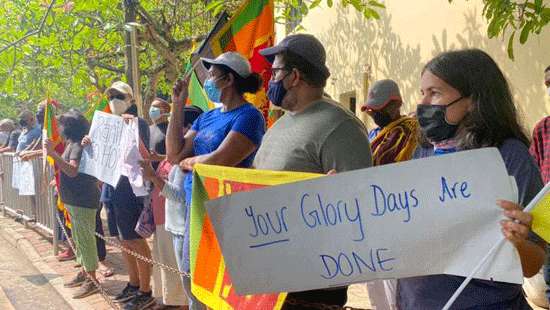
[59,206,191,278]
[55,212,121,310]
[285,297,344,310]
[90,225,191,278]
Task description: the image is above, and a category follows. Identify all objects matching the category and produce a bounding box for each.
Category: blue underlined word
[249,239,290,249]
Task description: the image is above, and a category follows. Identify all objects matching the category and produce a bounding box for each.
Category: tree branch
[0,0,56,54]
[86,58,125,74]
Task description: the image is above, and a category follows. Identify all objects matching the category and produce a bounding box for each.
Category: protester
[20,100,50,161]
[140,107,202,310]
[149,97,170,169]
[397,49,546,309]
[83,81,154,309]
[15,110,41,153]
[45,110,101,299]
[527,64,550,307]
[255,34,372,309]
[143,98,189,309]
[165,52,265,309]
[361,79,418,165]
[0,119,20,153]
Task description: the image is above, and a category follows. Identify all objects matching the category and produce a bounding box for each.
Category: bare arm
[45,139,79,177]
[499,200,546,277]
[166,79,190,163]
[180,131,257,170]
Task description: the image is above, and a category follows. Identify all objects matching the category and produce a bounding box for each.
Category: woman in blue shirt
[166,51,266,309]
[398,49,546,309]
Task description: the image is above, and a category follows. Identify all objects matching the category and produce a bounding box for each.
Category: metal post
[123,0,143,117]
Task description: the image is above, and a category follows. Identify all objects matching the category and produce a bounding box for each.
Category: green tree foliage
[449,0,550,60]
[0,0,384,119]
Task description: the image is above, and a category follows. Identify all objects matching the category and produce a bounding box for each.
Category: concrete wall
[277,0,550,131]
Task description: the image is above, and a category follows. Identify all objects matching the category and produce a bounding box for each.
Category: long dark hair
[216,64,263,95]
[423,49,528,149]
[58,110,89,143]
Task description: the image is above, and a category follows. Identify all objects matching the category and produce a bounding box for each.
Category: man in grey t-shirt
[254,34,372,309]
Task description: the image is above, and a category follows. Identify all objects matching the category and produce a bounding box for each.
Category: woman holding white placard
[397,49,546,309]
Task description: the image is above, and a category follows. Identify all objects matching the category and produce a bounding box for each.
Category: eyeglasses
[109,94,126,101]
[270,67,291,81]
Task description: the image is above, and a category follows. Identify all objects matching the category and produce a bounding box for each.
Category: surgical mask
[416,97,463,143]
[204,77,224,103]
[149,107,162,122]
[109,98,131,115]
[371,111,393,128]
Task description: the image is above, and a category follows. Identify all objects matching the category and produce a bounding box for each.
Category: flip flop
[99,267,114,278]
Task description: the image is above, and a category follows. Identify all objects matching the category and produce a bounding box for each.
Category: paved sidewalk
[0,214,127,310]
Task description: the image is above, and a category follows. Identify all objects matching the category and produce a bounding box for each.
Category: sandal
[99,266,114,278]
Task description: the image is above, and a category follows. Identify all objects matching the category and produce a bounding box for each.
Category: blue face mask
[267,72,292,107]
[204,76,224,103]
[149,107,162,122]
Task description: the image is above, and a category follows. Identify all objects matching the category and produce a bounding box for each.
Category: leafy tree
[449,0,550,59]
[0,0,386,119]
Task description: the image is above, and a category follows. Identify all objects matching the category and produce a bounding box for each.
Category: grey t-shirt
[59,142,100,209]
[397,138,543,309]
[253,98,372,173]
[252,98,372,306]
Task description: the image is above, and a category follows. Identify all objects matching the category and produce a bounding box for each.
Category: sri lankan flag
[210,0,275,121]
[190,164,320,309]
[43,99,64,165]
[84,92,110,121]
[43,99,70,227]
[185,62,215,112]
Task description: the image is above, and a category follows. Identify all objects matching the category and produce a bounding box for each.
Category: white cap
[201,52,252,78]
[106,81,134,99]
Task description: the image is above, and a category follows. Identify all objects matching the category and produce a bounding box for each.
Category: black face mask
[416,97,463,143]
[371,111,393,128]
[19,119,28,127]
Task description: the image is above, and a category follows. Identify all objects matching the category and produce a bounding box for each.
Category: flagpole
[442,182,550,309]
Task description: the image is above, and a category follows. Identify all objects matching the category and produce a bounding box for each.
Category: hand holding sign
[205,148,523,295]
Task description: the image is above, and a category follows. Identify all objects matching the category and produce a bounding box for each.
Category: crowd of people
[1,33,550,310]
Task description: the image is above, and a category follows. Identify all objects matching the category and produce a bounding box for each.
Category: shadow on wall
[448,8,550,131]
[318,5,550,131]
[318,6,422,126]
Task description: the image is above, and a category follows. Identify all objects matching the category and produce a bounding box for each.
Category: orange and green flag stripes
[190,164,321,309]
[43,99,64,164]
[84,93,111,121]
[210,0,275,121]
[184,62,214,111]
[43,99,70,228]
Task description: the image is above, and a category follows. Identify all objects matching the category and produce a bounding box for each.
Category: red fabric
[151,160,173,225]
[530,116,550,184]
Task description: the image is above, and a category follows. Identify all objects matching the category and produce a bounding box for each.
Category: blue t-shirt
[16,125,41,152]
[183,103,265,204]
[397,139,543,309]
[182,103,265,272]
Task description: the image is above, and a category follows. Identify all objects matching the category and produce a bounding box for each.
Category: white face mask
[109,98,132,115]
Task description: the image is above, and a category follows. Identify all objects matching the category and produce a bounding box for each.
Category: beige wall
[277,0,550,132]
